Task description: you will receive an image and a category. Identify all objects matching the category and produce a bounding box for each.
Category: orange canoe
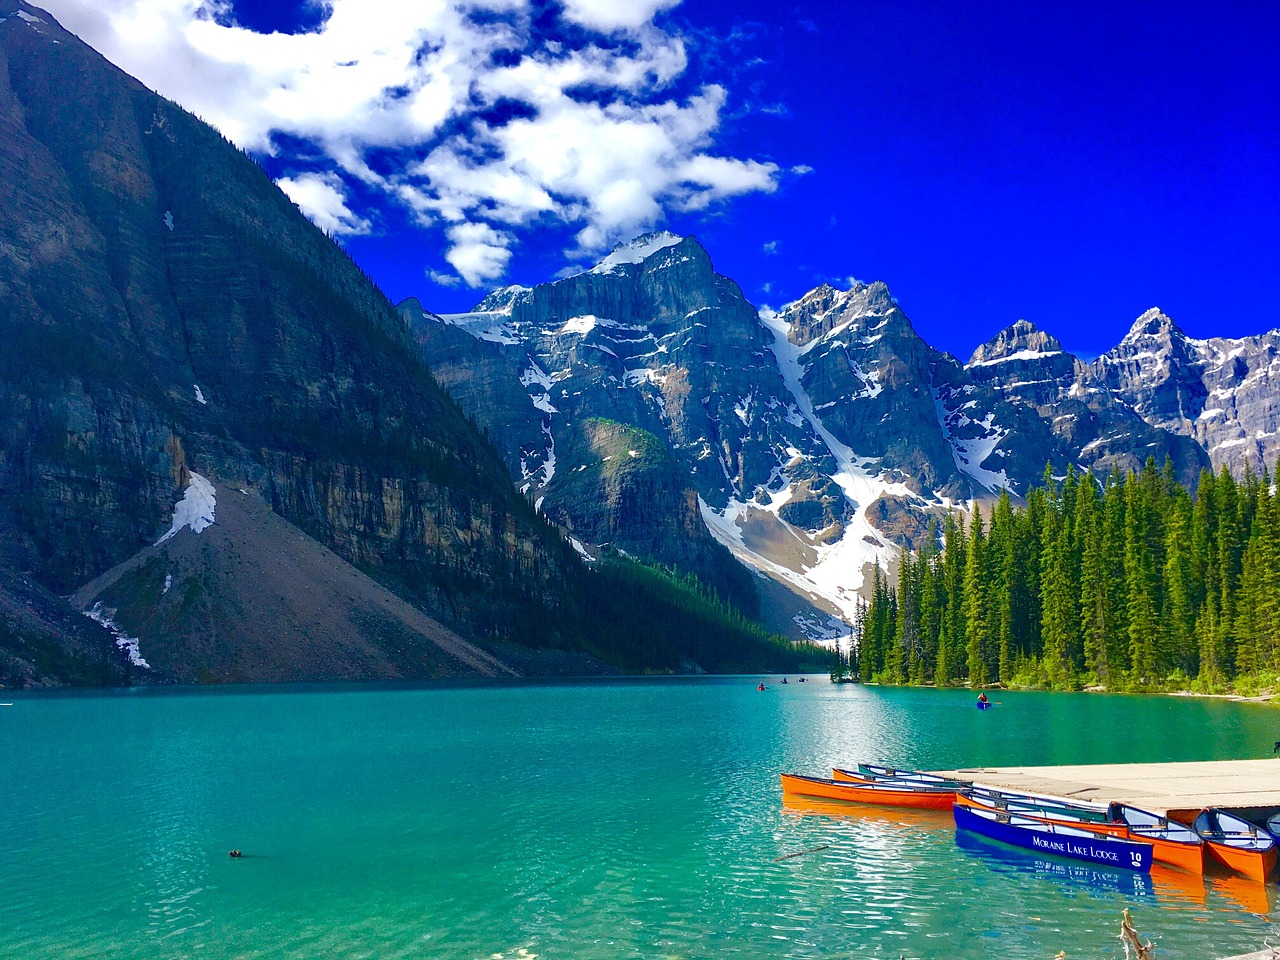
[1192,809,1276,882]
[780,773,956,810]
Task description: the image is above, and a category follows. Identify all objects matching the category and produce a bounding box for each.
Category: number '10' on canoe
[953,802,1154,873]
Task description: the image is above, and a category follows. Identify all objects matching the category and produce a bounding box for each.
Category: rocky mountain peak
[967,319,1064,366]
[1122,307,1182,344]
[472,284,532,315]
[776,279,901,346]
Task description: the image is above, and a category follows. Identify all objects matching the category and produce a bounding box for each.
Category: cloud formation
[276,172,371,236]
[41,0,780,286]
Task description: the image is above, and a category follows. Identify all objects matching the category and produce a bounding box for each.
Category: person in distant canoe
[757,682,766,691]
[976,692,989,706]
[781,677,788,684]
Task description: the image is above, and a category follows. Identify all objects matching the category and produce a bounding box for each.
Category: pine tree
[1077,474,1108,683]
[891,553,915,684]
[990,490,1016,682]
[964,509,992,685]
[942,512,968,682]
[1101,470,1130,678]
[1125,473,1160,686]
[917,525,942,684]
[1215,466,1243,678]
[1162,498,1197,678]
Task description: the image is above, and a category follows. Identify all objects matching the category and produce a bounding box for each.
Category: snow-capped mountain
[1092,309,1280,475]
[408,234,1219,639]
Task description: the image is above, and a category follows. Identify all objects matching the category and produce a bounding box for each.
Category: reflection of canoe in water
[1208,871,1274,914]
[1191,808,1277,882]
[953,801,1153,872]
[781,794,953,831]
[954,829,1156,899]
[1148,862,1208,906]
[780,773,957,810]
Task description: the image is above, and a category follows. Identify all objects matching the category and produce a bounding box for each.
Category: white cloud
[561,0,680,32]
[427,269,462,287]
[40,0,785,284]
[277,172,372,235]
[445,222,513,286]
[762,241,779,255]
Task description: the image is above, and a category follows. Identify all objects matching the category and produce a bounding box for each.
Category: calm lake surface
[3,678,1278,959]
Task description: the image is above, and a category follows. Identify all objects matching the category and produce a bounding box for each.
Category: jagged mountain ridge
[963,318,1208,487]
[1092,308,1280,476]
[409,235,1226,639]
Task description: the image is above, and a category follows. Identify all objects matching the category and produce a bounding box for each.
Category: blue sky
[43,0,1280,360]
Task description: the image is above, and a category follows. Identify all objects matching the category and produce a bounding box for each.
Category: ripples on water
[1,680,1277,959]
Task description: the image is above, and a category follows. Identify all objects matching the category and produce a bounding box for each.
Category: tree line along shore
[848,457,1280,697]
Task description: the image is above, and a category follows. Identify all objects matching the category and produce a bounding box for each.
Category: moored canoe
[1111,804,1205,875]
[958,794,1203,874]
[838,764,972,790]
[1192,808,1277,882]
[953,801,1153,872]
[955,792,1127,834]
[780,773,956,810]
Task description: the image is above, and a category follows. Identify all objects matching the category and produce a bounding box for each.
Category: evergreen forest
[852,458,1280,694]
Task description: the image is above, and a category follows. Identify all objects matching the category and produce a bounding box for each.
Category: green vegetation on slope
[568,557,825,674]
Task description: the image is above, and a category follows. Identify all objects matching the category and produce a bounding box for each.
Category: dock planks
[929,759,1280,820]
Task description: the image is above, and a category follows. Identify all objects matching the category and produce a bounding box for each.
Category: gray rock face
[0,0,580,680]
[964,318,1209,487]
[412,233,796,613]
[1093,308,1280,475]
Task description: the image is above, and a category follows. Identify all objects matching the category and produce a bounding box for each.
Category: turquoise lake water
[2,678,1278,959]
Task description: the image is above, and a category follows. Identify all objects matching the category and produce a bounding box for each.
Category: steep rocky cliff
[0,0,581,680]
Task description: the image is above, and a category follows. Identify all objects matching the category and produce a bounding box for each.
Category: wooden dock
[930,759,1280,821]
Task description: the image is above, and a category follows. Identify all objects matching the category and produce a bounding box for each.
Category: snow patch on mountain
[561,315,600,335]
[590,232,683,275]
[437,310,523,345]
[520,361,558,413]
[933,387,1012,493]
[156,473,216,544]
[967,349,1062,368]
[84,602,150,669]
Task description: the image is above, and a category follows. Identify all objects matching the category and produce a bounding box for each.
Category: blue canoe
[954,802,1153,872]
[976,700,991,710]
